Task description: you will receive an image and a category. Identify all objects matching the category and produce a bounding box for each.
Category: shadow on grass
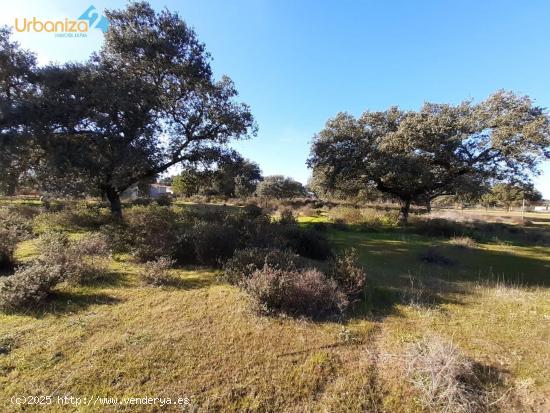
[349,280,464,322]
[4,291,122,318]
[78,270,132,288]
[149,275,218,290]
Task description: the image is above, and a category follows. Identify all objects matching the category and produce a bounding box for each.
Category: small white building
[149,184,173,197]
[121,184,173,200]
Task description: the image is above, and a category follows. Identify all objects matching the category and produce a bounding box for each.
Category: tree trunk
[425,199,432,213]
[105,187,122,218]
[398,199,411,225]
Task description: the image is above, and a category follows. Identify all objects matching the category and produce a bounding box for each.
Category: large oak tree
[1,2,256,215]
[308,92,550,223]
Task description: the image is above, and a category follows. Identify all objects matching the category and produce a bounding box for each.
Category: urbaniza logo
[14,5,109,38]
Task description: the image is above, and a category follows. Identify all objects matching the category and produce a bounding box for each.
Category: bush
[32,203,111,233]
[0,208,34,270]
[129,197,152,207]
[0,262,62,310]
[278,226,333,260]
[404,336,485,413]
[0,208,33,238]
[328,206,364,225]
[245,266,348,319]
[123,206,181,262]
[298,204,318,217]
[35,231,110,285]
[0,228,19,271]
[279,209,297,225]
[362,208,400,227]
[155,194,173,206]
[329,249,367,302]
[412,218,464,238]
[139,256,176,286]
[223,248,302,285]
[191,222,240,267]
[243,203,264,219]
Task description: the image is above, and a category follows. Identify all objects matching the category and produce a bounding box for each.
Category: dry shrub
[0,262,62,310]
[448,236,477,249]
[245,266,348,319]
[277,225,333,260]
[191,222,240,267]
[278,208,297,225]
[155,194,173,206]
[404,336,485,413]
[123,206,181,262]
[222,248,302,285]
[0,227,19,271]
[0,208,33,238]
[299,204,318,217]
[32,203,110,233]
[329,206,364,225]
[412,218,464,238]
[362,208,400,227]
[139,256,176,286]
[329,248,367,303]
[0,208,33,270]
[36,231,110,285]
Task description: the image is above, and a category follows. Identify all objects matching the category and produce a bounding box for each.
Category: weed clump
[404,336,486,413]
[139,256,176,286]
[448,236,477,249]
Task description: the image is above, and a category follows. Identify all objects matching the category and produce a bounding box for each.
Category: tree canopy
[256,175,306,199]
[0,2,256,214]
[308,91,550,223]
[172,150,262,198]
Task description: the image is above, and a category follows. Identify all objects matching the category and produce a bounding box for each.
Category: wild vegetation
[0,1,549,412]
[0,200,548,412]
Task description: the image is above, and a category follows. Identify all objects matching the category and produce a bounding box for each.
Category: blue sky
[3,1,550,197]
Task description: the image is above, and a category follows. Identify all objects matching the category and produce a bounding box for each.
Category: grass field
[0,210,549,412]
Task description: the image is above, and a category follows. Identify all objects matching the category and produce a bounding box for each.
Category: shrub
[328,206,364,225]
[32,203,110,233]
[243,203,264,219]
[298,204,318,217]
[278,226,333,260]
[130,197,152,207]
[362,208,400,227]
[0,208,34,270]
[0,262,62,310]
[191,221,240,267]
[329,249,367,302]
[404,336,484,413]
[223,248,302,285]
[245,266,348,319]
[412,218,464,238]
[279,209,297,225]
[139,256,176,286]
[0,227,19,271]
[155,194,173,206]
[35,231,110,285]
[0,208,33,238]
[124,206,180,262]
